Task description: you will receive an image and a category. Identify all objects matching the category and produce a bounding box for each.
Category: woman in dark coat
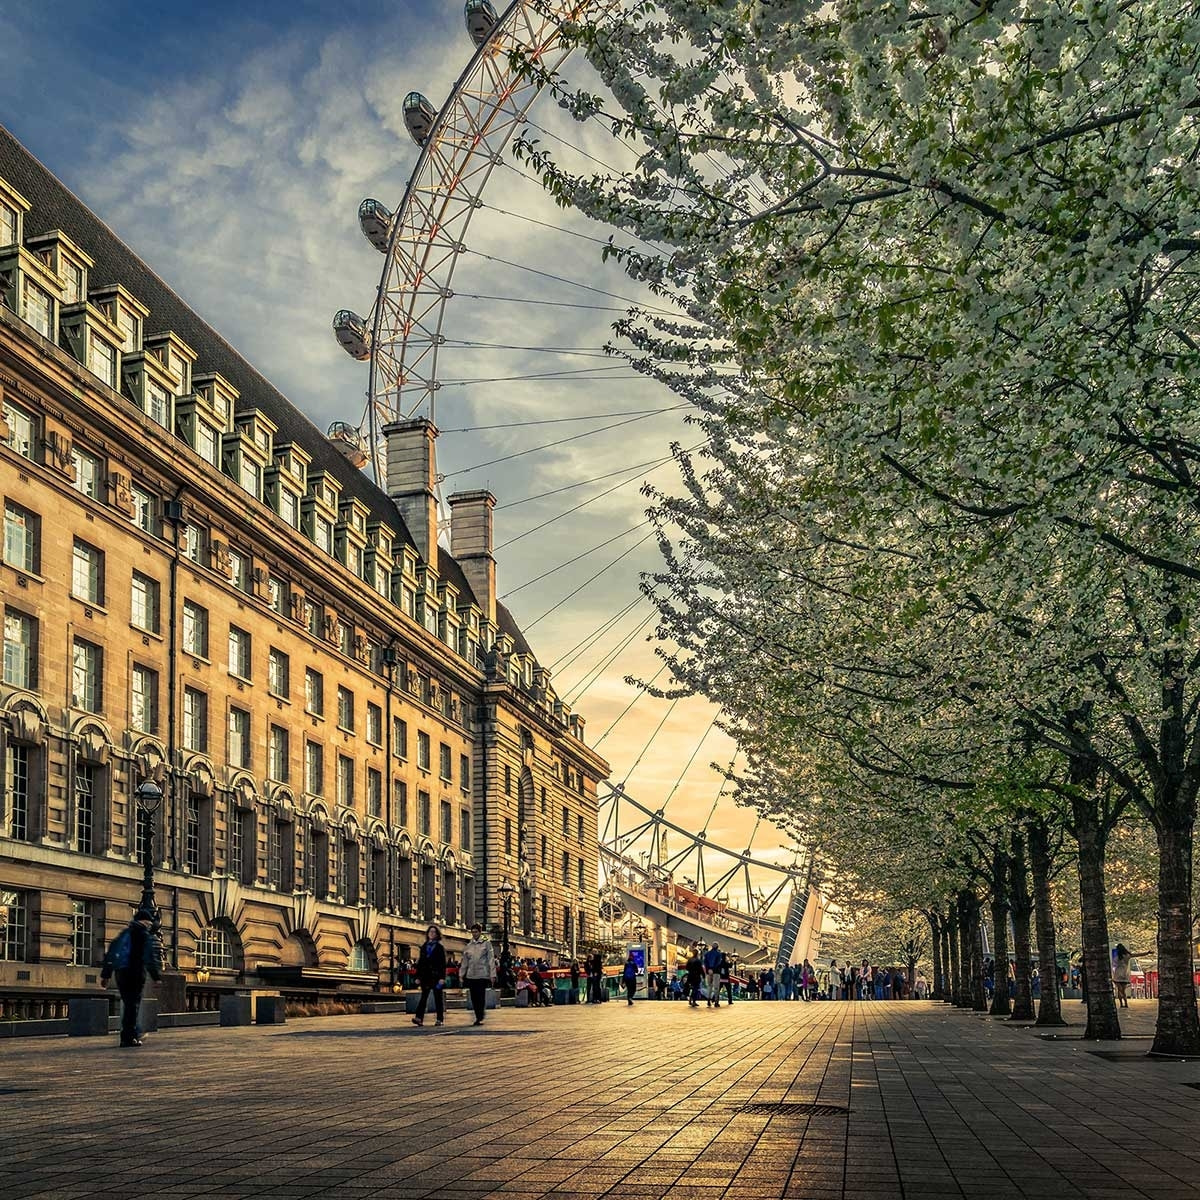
[412,924,447,1027]
[685,948,703,1007]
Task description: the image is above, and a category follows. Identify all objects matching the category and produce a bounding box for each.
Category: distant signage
[626,944,646,973]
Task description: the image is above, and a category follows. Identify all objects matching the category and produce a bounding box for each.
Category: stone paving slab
[0,1000,1197,1199]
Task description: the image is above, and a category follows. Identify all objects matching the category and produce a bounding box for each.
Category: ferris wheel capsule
[403,92,437,145]
[358,198,394,253]
[464,0,499,46]
[332,309,371,360]
[327,420,370,468]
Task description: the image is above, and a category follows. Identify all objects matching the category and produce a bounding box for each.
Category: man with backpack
[99,908,162,1047]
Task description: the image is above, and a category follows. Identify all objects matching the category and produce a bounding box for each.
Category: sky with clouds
[0,0,799,908]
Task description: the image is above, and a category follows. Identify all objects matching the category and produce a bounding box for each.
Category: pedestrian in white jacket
[460,923,496,1026]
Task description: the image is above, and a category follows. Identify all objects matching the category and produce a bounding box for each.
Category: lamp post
[134,779,163,922]
[498,877,516,994]
[498,877,515,954]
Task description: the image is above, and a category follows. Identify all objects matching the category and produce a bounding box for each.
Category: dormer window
[87,336,117,389]
[313,514,332,554]
[239,457,260,497]
[116,308,140,352]
[278,490,298,527]
[21,279,53,339]
[90,285,147,356]
[146,381,171,428]
[196,422,218,466]
[61,259,83,305]
[172,353,191,396]
[144,333,195,400]
[0,199,17,248]
[374,562,390,599]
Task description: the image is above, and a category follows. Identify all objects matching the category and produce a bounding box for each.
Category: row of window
[1,393,491,674]
[3,491,477,747]
[1,738,473,863]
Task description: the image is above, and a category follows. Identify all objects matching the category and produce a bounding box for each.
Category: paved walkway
[1,999,1197,1200]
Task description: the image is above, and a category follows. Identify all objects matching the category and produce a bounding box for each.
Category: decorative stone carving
[77,727,109,764]
[187,766,215,798]
[8,707,45,746]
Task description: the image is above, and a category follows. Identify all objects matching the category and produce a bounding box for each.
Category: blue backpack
[104,924,160,974]
[105,928,133,970]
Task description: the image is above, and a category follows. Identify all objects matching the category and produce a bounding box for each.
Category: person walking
[703,942,723,1007]
[586,950,604,1003]
[719,951,734,1005]
[569,958,581,1003]
[459,922,495,1026]
[622,951,639,1005]
[99,907,162,1048]
[780,962,794,1001]
[828,959,841,1000]
[686,946,704,1007]
[1112,944,1148,1008]
[411,924,447,1027]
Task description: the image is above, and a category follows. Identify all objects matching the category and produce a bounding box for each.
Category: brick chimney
[448,489,496,625]
[384,418,438,566]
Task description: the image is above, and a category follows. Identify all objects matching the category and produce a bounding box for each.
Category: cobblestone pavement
[1,998,1198,1200]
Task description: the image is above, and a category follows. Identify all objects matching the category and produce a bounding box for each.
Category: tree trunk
[1073,794,1121,1040]
[941,921,954,1004]
[927,911,943,1001]
[1028,817,1065,1026]
[1008,829,1035,1021]
[946,905,962,1007]
[957,890,984,1009]
[989,846,1012,1016]
[967,898,987,1011]
[956,892,973,1008]
[1152,816,1200,1056]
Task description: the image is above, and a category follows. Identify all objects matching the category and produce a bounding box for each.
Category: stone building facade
[0,126,608,1002]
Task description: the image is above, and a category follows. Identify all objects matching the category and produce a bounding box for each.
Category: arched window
[196,920,240,971]
[349,939,375,972]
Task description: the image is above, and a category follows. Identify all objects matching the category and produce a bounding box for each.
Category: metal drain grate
[736,1101,849,1117]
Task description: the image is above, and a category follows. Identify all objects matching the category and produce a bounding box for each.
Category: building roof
[0,122,534,652]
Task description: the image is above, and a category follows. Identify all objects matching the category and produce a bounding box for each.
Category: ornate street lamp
[134,779,163,922]
[497,877,516,993]
[498,877,515,953]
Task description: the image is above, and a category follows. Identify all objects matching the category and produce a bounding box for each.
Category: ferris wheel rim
[363,0,600,481]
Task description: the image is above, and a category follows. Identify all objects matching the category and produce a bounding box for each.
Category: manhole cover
[736,1102,849,1117]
